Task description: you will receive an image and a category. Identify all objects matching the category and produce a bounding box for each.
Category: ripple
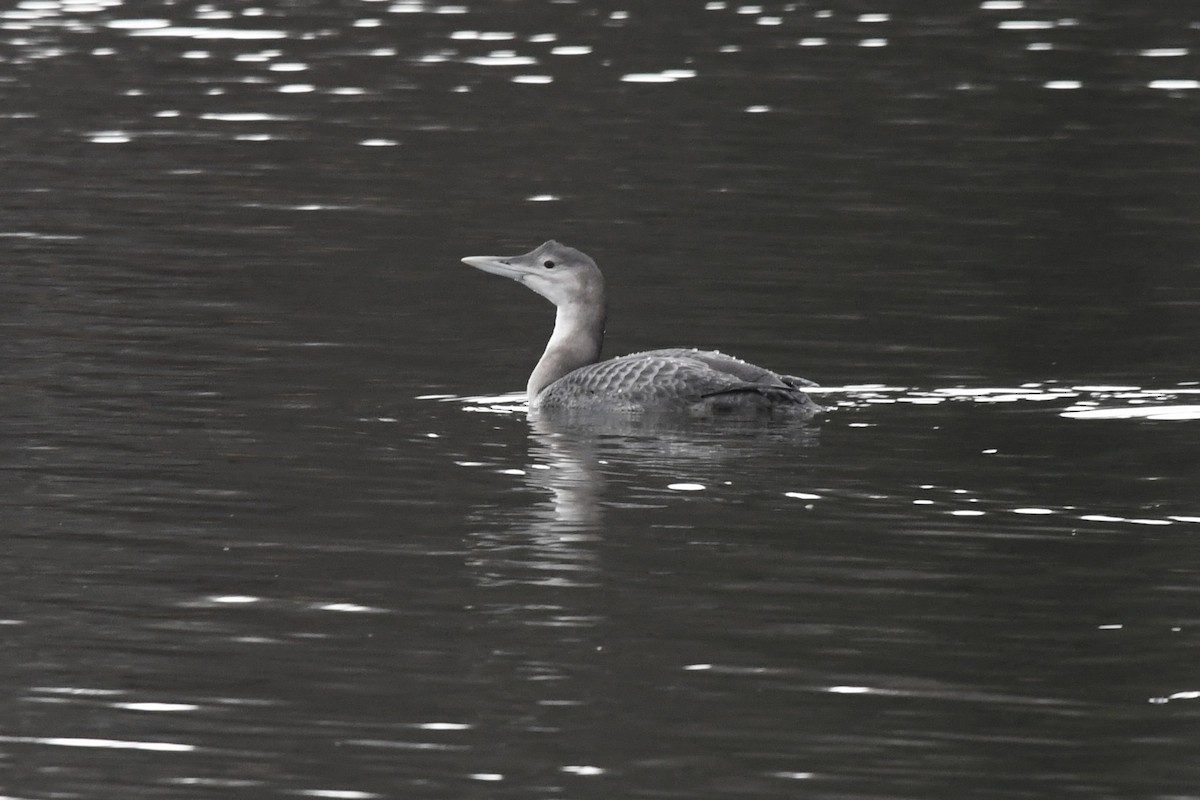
[200,112,296,122]
[0,735,193,752]
[997,20,1055,30]
[235,49,282,62]
[450,30,515,41]
[32,687,122,697]
[1061,405,1200,421]
[316,603,385,613]
[106,18,170,30]
[621,73,680,84]
[87,130,132,143]
[209,595,260,604]
[466,51,537,66]
[126,26,288,39]
[1149,79,1200,91]
[112,702,200,712]
[561,765,606,776]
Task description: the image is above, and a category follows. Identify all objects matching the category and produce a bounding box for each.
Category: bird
[460,240,822,418]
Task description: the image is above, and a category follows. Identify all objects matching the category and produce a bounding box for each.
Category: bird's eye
[543,260,556,269]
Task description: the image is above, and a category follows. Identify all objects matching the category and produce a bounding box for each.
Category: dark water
[3,2,1199,798]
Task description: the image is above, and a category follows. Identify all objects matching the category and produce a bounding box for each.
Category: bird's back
[534,348,821,417]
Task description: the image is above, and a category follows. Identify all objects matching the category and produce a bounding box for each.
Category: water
[3,1,1199,798]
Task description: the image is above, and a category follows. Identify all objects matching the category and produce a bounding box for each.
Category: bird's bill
[461,255,532,282]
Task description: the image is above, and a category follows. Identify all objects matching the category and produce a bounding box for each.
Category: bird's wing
[628,348,809,387]
[545,353,747,406]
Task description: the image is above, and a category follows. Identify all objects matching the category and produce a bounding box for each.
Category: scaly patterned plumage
[536,348,821,416]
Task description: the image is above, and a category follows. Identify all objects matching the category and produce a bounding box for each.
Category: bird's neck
[528,298,606,402]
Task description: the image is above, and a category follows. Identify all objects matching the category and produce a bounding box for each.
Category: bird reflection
[458,413,821,770]
[462,412,821,589]
[523,413,823,527]
[524,417,606,528]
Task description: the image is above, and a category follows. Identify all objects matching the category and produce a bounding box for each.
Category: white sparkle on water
[561,765,606,776]
[113,702,199,712]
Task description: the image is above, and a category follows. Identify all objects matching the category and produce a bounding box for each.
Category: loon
[461,240,822,418]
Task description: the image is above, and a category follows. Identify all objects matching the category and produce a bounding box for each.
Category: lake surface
[3,1,1199,798]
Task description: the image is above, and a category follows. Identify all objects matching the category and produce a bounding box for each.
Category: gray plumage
[461,241,821,418]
